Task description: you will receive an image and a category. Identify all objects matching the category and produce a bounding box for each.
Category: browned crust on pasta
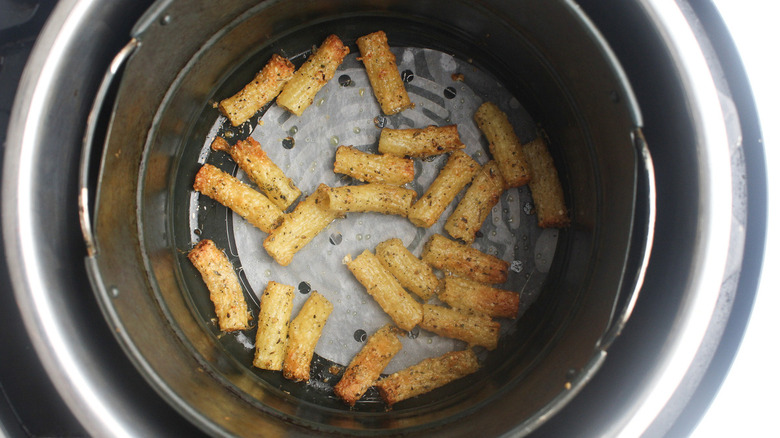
[253,281,295,371]
[375,238,439,301]
[325,184,417,216]
[474,101,531,188]
[211,136,301,210]
[346,250,423,331]
[524,137,570,228]
[444,160,506,243]
[334,325,403,406]
[375,349,480,406]
[283,291,333,382]
[333,145,415,186]
[419,304,500,350]
[407,150,479,228]
[440,276,520,319]
[187,239,250,332]
[356,31,413,115]
[276,35,350,116]
[421,234,509,284]
[378,125,465,158]
[263,184,340,266]
[218,54,295,126]
[193,164,283,233]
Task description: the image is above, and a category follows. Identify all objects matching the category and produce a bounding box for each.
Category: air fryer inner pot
[87,0,648,435]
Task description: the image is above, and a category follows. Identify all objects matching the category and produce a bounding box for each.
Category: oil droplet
[353,126,361,134]
[193,228,202,235]
[224,130,235,139]
[356,234,363,241]
[359,88,365,97]
[264,269,271,277]
[288,126,298,135]
[365,234,371,240]
[316,98,325,106]
[330,136,339,146]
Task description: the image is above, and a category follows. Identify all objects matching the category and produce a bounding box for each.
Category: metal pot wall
[3,0,759,436]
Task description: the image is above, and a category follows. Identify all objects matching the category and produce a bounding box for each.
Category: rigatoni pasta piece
[276,34,350,116]
[444,160,506,244]
[419,304,500,350]
[378,125,465,158]
[474,101,531,188]
[421,234,509,284]
[333,145,414,186]
[524,137,570,228]
[356,31,413,115]
[211,136,301,210]
[334,324,402,406]
[187,239,250,332]
[440,276,520,319]
[346,250,423,331]
[263,184,340,266]
[253,281,295,371]
[283,291,333,382]
[219,54,295,126]
[193,163,283,233]
[375,238,438,301]
[325,184,416,216]
[407,150,479,228]
[375,349,480,406]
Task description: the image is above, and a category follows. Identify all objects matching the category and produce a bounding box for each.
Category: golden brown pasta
[346,250,423,331]
[375,349,480,406]
[187,239,250,332]
[333,145,414,186]
[263,184,340,266]
[276,34,350,116]
[444,160,506,244]
[283,291,333,382]
[375,238,438,301]
[356,30,413,115]
[218,54,295,126]
[333,324,403,406]
[439,276,520,319]
[211,136,301,210]
[325,184,417,216]
[253,281,295,371]
[407,150,479,228]
[524,137,570,228]
[419,304,500,350]
[474,101,531,188]
[421,234,509,284]
[378,125,465,158]
[193,163,283,233]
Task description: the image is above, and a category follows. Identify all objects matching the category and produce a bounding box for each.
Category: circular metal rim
[1,0,735,437]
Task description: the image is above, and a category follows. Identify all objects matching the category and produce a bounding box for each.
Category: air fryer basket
[83,0,652,435]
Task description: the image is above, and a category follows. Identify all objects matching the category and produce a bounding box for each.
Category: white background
[692,1,780,436]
